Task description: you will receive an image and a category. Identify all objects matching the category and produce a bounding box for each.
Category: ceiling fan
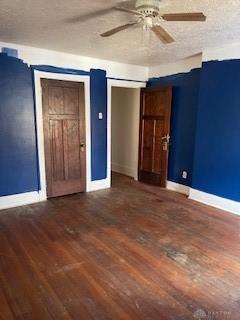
[98,0,207,44]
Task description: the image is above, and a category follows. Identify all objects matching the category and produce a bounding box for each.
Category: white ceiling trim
[148,53,202,78]
[0,41,148,81]
[202,42,240,62]
[2,40,240,81]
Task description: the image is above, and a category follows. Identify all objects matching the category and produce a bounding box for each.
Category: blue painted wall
[32,65,89,76]
[192,60,240,202]
[0,54,39,196]
[90,69,107,180]
[148,68,201,187]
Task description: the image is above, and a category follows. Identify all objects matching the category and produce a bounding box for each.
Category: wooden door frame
[107,79,146,185]
[34,71,91,201]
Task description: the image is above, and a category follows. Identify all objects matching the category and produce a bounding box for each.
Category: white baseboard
[167,181,190,196]
[87,178,111,192]
[0,179,110,210]
[189,188,240,216]
[111,162,137,180]
[0,191,44,211]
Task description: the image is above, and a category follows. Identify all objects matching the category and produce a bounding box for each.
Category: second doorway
[111,87,140,180]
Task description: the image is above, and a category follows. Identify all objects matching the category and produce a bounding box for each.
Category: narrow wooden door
[41,79,86,198]
[138,86,172,187]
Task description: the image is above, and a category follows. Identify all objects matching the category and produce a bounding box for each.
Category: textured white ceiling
[0,0,240,66]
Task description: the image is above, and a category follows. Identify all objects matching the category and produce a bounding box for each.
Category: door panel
[48,87,64,114]
[144,91,168,116]
[63,88,79,115]
[42,79,86,198]
[153,119,164,174]
[142,120,154,172]
[50,119,64,181]
[63,119,81,180]
[139,86,172,187]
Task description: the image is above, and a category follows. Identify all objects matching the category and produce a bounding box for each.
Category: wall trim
[87,179,111,192]
[34,71,94,196]
[107,79,146,187]
[166,181,190,196]
[112,163,136,179]
[189,188,240,216]
[107,77,146,83]
[0,192,42,211]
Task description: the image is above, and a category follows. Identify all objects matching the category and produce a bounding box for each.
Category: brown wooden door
[138,86,172,187]
[41,79,86,198]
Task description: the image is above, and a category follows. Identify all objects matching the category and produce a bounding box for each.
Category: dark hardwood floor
[0,173,240,319]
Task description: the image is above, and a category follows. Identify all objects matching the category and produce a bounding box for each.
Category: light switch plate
[182,171,188,179]
[98,112,103,120]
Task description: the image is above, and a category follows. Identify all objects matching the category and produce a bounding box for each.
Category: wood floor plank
[0,173,239,319]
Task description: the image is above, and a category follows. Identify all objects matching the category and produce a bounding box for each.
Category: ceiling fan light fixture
[135,0,161,17]
[144,16,154,28]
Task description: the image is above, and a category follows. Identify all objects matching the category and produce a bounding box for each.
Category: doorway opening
[111,86,141,181]
[34,71,91,201]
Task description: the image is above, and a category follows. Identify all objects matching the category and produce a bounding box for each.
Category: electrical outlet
[182,171,188,179]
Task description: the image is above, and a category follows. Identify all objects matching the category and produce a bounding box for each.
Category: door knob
[161,134,170,151]
[80,142,85,152]
[161,134,170,143]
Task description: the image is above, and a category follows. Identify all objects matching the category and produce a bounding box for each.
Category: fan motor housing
[135,0,161,16]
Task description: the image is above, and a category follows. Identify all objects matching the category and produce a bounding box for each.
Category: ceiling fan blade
[120,0,136,7]
[162,12,206,21]
[151,25,175,44]
[101,22,139,37]
[66,1,136,23]
[67,8,115,23]
[113,6,143,16]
